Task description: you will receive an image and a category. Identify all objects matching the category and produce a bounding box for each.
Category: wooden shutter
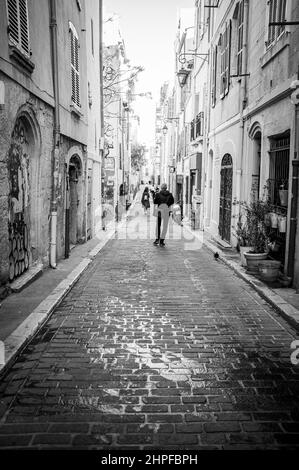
[70,23,80,107]
[237,0,244,76]
[7,0,30,56]
[220,31,226,98]
[211,46,217,107]
[19,0,29,54]
[224,21,231,95]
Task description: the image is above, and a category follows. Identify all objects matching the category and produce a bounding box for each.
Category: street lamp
[162,124,168,135]
[177,68,190,88]
[162,117,180,134]
[176,51,209,88]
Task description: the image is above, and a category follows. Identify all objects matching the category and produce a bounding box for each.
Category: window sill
[9,45,35,74]
[70,103,83,118]
[261,32,290,69]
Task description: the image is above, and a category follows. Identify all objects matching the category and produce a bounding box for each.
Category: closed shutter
[237,0,244,76]
[7,0,30,56]
[224,20,231,95]
[211,46,217,107]
[70,23,80,107]
[268,0,286,46]
[220,22,231,98]
[220,31,226,98]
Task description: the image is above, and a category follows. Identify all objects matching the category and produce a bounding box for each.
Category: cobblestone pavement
[0,203,299,450]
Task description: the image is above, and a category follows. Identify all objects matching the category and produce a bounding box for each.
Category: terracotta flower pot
[258,260,281,282]
[244,252,268,272]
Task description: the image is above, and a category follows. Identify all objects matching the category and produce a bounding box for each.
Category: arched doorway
[7,115,40,281]
[219,154,233,242]
[65,154,82,257]
[249,122,262,201]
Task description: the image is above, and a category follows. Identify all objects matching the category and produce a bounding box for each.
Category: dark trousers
[157,212,162,239]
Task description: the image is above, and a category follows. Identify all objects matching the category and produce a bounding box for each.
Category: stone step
[10,263,43,293]
[211,235,233,252]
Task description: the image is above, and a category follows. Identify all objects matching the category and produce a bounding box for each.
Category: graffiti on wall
[8,118,31,281]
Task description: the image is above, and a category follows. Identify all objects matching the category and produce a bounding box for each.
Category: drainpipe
[49,0,60,268]
[236,0,249,215]
[287,81,299,281]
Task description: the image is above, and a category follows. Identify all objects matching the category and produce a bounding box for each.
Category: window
[69,22,80,107]
[7,0,30,57]
[195,112,204,138]
[220,22,231,98]
[267,0,286,46]
[190,119,195,141]
[237,0,244,76]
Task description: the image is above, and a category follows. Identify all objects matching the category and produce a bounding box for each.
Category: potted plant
[258,259,281,282]
[241,199,271,272]
[234,214,253,267]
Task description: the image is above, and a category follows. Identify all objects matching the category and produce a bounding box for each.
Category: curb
[183,223,299,332]
[0,198,137,377]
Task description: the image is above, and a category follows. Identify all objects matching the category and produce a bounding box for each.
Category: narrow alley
[0,202,299,450]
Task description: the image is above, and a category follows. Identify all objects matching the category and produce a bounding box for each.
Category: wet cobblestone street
[0,206,299,450]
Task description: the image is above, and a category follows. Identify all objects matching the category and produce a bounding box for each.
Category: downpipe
[49,0,60,268]
[287,82,299,283]
[237,0,249,203]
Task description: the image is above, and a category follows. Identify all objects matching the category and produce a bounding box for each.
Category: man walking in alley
[153,183,174,247]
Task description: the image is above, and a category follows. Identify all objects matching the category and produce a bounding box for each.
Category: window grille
[267,0,286,46]
[7,0,30,56]
[70,22,80,107]
[268,133,290,207]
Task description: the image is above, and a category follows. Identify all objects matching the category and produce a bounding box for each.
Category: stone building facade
[0,0,103,295]
[163,0,299,288]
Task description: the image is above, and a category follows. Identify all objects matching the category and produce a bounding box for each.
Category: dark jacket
[154,190,174,207]
[141,190,150,208]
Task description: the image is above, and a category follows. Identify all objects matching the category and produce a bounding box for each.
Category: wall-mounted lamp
[176,68,190,88]
[162,117,180,134]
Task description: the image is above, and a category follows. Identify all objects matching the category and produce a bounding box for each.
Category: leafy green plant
[237,199,271,253]
[235,213,250,247]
